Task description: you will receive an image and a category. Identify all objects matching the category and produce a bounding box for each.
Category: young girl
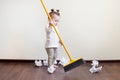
[45,9,61,73]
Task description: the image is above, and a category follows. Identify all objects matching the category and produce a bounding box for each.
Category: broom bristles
[63,58,85,72]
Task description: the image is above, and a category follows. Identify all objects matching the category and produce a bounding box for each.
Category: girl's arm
[59,40,63,45]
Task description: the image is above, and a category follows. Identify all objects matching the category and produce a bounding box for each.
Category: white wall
[0,0,120,60]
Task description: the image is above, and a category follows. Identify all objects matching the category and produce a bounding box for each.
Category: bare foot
[54,65,58,68]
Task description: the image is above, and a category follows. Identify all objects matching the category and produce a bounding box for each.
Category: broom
[40,0,85,72]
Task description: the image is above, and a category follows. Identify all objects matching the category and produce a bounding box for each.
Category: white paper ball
[54,60,58,65]
[43,60,48,66]
[59,57,70,66]
[35,60,42,67]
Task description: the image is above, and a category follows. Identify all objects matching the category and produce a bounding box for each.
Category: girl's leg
[45,48,54,67]
[46,48,57,73]
[53,48,58,68]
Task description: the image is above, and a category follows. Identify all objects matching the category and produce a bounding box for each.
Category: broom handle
[40,0,73,61]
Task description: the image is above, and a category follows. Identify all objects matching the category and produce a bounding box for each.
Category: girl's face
[51,14,60,26]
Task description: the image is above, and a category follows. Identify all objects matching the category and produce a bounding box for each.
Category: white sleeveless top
[45,24,59,48]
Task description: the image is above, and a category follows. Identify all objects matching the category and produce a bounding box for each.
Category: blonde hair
[49,9,60,18]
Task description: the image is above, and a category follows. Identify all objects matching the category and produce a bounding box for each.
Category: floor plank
[0,62,119,80]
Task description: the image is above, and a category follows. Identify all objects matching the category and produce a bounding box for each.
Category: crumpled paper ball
[43,60,48,66]
[59,57,70,66]
[35,60,42,67]
[91,60,99,66]
[54,60,58,65]
[89,60,102,73]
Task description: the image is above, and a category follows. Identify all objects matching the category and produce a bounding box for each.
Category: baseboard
[0,59,35,63]
[0,59,120,63]
[85,60,120,63]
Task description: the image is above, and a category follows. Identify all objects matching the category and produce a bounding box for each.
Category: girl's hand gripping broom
[40,0,85,72]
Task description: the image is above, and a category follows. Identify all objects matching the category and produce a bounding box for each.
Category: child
[45,9,61,73]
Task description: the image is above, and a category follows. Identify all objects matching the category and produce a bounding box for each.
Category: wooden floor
[0,61,119,80]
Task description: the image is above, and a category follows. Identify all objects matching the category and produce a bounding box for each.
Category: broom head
[63,58,85,72]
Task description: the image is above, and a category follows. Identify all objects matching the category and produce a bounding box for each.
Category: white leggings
[45,48,58,67]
